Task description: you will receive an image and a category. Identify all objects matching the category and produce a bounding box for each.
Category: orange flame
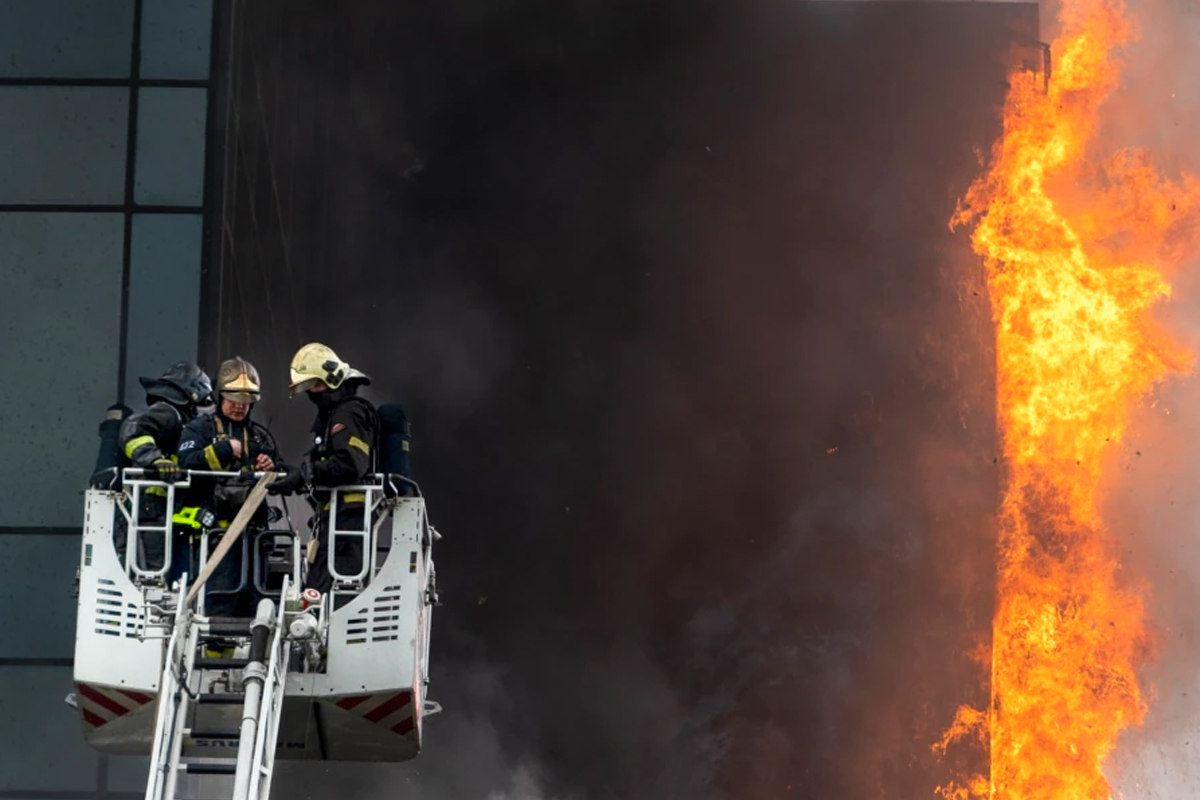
[936,0,1200,797]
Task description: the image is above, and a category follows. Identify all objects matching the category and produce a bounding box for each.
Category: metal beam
[0,526,81,536]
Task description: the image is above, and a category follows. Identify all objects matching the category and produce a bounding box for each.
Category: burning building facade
[22,0,1193,797]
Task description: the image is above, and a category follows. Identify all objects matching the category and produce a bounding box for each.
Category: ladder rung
[195,692,245,704]
[194,657,251,669]
[187,728,241,740]
[181,761,236,775]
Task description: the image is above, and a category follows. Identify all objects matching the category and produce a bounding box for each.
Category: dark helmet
[139,362,214,410]
[216,356,261,404]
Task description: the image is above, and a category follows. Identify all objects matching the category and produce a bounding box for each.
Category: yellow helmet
[288,342,370,397]
[216,356,261,403]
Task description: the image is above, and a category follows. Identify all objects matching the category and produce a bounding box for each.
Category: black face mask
[307,390,339,412]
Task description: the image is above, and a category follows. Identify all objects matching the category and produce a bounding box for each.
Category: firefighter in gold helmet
[269,342,377,594]
[178,357,276,479]
[176,356,279,615]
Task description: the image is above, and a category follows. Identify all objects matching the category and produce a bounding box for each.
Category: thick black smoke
[207,1,1037,796]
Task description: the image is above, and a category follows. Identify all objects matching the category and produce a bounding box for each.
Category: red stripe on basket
[337,695,371,710]
[118,690,153,705]
[365,692,412,723]
[78,684,131,717]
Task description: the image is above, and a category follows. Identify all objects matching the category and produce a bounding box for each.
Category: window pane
[134,88,207,206]
[0,0,134,79]
[0,534,80,659]
[0,213,124,527]
[0,87,128,205]
[141,0,213,80]
[123,213,203,405]
[0,666,101,791]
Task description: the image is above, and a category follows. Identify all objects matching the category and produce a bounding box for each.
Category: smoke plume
[216,0,1040,796]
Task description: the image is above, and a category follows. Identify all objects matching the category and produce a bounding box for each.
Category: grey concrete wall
[0,1,215,796]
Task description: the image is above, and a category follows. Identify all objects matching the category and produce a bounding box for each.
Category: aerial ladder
[71,467,441,800]
[142,473,292,800]
[145,575,290,800]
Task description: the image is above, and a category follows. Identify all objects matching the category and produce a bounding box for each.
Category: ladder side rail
[144,577,189,800]
[162,606,201,800]
[254,634,288,800]
[249,575,291,800]
[143,601,181,800]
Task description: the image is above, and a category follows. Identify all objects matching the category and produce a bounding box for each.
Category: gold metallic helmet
[288,342,371,397]
[216,356,261,403]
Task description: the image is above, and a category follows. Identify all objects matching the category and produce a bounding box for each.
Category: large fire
[934,0,1200,797]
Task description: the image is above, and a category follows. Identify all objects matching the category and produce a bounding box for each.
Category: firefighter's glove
[268,462,310,496]
[151,458,182,483]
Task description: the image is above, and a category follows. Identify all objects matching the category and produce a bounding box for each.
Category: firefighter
[177,356,278,616]
[269,342,377,595]
[177,356,277,486]
[117,362,215,572]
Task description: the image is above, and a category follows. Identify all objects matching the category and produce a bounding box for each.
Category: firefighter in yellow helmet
[269,343,377,594]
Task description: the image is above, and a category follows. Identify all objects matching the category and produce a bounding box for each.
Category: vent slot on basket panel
[370,586,402,642]
[94,578,146,639]
[345,586,403,645]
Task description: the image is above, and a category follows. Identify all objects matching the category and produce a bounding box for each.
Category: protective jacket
[120,402,189,469]
[178,412,275,473]
[307,390,377,507]
[118,402,195,535]
[178,411,277,523]
[290,388,377,593]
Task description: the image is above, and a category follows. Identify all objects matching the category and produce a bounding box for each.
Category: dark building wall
[0,1,219,796]
[206,2,1037,796]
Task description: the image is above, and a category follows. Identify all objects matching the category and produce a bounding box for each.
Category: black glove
[151,458,182,483]
[268,462,310,496]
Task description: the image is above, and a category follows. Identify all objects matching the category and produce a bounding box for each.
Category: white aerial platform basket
[72,469,440,764]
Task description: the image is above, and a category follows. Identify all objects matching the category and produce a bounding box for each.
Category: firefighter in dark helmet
[269,343,377,595]
[117,362,215,571]
[177,356,278,616]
